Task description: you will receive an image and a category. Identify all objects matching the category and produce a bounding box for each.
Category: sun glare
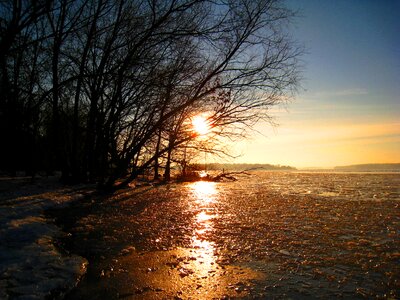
[192,115,210,135]
[191,181,217,203]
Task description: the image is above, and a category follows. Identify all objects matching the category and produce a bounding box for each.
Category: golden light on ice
[189,181,218,279]
[113,180,262,299]
[192,115,210,135]
[199,170,208,178]
[191,181,217,204]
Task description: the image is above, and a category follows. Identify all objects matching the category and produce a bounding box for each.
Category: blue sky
[292,0,399,97]
[234,0,400,168]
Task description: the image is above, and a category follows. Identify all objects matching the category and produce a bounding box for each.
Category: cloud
[317,122,395,141]
[236,121,400,167]
[253,121,400,148]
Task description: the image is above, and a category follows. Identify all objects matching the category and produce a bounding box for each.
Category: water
[257,172,399,201]
[62,172,400,299]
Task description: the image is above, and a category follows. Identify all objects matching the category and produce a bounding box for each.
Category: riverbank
[0,177,93,299]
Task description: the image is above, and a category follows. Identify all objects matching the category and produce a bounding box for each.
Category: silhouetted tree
[0,0,52,175]
[0,0,302,191]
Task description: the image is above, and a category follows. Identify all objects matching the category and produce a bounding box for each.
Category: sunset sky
[234,0,400,168]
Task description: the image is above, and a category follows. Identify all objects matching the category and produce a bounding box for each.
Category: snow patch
[0,186,89,299]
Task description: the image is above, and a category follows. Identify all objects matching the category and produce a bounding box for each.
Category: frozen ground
[0,177,91,299]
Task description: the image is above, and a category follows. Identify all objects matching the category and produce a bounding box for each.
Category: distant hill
[202,163,296,171]
[334,163,400,172]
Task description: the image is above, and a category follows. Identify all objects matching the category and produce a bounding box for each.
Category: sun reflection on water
[196,210,213,223]
[188,181,219,277]
[112,181,262,299]
[191,181,217,204]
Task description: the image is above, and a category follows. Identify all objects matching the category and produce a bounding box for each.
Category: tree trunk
[164,138,174,182]
[71,0,103,182]
[153,128,162,180]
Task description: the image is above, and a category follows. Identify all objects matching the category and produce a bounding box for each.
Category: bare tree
[101,0,302,190]
[0,0,52,174]
[0,0,301,191]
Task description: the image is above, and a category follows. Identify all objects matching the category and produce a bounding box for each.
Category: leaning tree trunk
[153,128,163,180]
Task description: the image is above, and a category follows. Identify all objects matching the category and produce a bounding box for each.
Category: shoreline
[0,177,94,299]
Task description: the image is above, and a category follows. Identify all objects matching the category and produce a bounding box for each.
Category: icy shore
[0,178,91,299]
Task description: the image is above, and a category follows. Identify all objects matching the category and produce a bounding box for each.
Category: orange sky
[233,119,400,168]
[231,92,400,168]
[227,1,400,168]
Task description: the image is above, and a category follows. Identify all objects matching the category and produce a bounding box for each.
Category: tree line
[0,0,301,190]
[198,163,296,171]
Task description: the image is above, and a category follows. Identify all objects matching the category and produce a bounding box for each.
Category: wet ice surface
[0,178,89,300]
[64,172,400,299]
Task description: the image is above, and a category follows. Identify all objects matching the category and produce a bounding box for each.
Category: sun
[192,115,210,135]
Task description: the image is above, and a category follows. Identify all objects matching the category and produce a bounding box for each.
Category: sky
[233,0,400,168]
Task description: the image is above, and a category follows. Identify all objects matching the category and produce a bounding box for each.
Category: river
[57,171,399,299]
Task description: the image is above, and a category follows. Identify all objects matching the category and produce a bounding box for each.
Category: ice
[0,182,89,299]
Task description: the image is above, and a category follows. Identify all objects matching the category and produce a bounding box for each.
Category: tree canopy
[0,0,302,190]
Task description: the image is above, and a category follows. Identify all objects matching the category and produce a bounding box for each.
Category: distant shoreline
[201,163,400,173]
[200,163,296,171]
[297,170,400,174]
[332,163,400,173]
